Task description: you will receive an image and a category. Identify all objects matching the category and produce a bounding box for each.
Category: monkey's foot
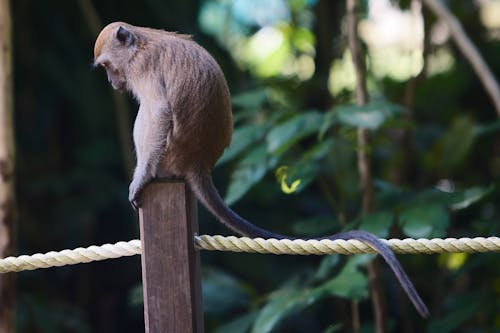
[130,200,139,211]
[129,178,148,210]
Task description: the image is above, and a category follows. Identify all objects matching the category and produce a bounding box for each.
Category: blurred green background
[10,0,500,332]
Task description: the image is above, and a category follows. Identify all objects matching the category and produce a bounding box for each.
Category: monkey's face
[94,22,137,91]
[102,63,127,91]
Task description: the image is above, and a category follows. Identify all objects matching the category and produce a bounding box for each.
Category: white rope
[0,240,141,273]
[0,236,499,273]
[195,236,500,255]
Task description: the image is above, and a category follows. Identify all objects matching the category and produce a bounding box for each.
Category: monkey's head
[94,22,138,91]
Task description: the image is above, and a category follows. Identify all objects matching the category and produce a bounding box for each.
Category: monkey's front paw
[128,181,145,210]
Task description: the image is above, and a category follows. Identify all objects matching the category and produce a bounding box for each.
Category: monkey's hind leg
[129,107,173,209]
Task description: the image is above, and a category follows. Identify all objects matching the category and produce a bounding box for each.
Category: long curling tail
[187,173,279,238]
[187,173,429,318]
[331,230,430,318]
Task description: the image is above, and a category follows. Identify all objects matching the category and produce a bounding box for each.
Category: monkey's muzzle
[107,75,127,91]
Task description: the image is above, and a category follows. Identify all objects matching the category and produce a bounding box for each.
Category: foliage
[10,0,500,332]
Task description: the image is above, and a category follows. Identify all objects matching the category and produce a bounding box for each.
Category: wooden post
[139,180,204,333]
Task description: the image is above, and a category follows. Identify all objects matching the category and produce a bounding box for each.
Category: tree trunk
[0,0,16,331]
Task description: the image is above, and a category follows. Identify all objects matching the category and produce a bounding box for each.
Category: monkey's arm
[129,104,173,208]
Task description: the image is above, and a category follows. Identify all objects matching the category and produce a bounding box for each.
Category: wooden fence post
[139,180,204,333]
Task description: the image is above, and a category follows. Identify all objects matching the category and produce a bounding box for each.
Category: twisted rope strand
[195,236,500,254]
[0,236,498,273]
[0,240,142,273]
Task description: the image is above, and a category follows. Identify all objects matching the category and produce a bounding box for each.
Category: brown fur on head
[94,22,139,90]
[94,22,192,92]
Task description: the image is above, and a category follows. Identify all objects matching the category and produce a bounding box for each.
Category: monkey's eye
[100,61,110,69]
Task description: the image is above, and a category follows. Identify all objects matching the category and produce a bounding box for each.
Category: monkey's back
[135,28,233,177]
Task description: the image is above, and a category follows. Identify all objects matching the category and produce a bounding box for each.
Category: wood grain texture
[139,180,204,333]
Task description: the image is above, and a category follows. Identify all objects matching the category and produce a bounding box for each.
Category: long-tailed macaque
[93,22,429,318]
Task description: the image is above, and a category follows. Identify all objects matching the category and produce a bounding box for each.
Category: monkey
[93,22,429,318]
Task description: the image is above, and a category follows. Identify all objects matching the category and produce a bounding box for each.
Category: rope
[196,236,500,255]
[0,240,141,273]
[0,236,498,273]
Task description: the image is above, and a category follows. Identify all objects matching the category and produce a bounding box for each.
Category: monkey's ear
[116,26,135,46]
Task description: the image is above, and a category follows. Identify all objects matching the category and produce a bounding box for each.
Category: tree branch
[351,301,360,332]
[346,0,386,331]
[346,0,368,105]
[0,0,16,331]
[423,0,500,117]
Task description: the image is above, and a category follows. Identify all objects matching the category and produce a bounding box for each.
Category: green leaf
[319,111,338,139]
[323,324,343,333]
[289,0,308,11]
[232,89,267,109]
[314,255,341,282]
[266,111,323,155]
[374,180,409,209]
[428,293,485,333]
[426,116,476,170]
[441,116,476,167]
[359,211,394,238]
[399,204,449,238]
[377,184,493,216]
[202,268,251,317]
[399,0,413,10]
[319,256,370,300]
[251,284,325,333]
[438,252,469,271]
[412,188,453,206]
[292,217,337,237]
[291,27,315,53]
[218,125,265,165]
[128,284,143,307]
[449,185,494,210]
[333,102,405,130]
[474,118,500,137]
[336,105,385,129]
[215,311,259,333]
[225,146,278,205]
[302,137,334,160]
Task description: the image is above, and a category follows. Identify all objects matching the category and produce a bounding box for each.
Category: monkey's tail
[187,173,429,318]
[330,230,429,318]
